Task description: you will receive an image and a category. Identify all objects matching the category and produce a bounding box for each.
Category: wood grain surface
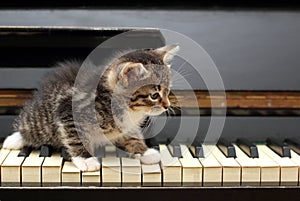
[1,90,300,109]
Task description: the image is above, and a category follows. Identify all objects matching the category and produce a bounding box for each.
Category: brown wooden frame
[1,90,300,109]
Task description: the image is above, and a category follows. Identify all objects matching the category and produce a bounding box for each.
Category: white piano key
[290,150,300,184]
[209,145,241,186]
[142,164,161,187]
[121,158,141,187]
[1,150,26,186]
[0,148,10,184]
[82,170,101,187]
[102,146,121,187]
[42,153,63,186]
[22,150,44,186]
[159,144,181,186]
[0,148,10,165]
[180,145,194,159]
[233,144,260,186]
[198,145,222,187]
[61,161,81,186]
[179,145,202,186]
[254,145,280,186]
[258,144,298,186]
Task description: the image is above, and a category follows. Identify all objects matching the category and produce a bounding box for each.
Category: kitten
[3,45,179,171]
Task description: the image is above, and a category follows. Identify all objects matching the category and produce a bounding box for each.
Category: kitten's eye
[150,93,159,100]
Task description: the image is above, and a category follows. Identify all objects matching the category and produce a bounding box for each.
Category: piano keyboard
[1,139,300,187]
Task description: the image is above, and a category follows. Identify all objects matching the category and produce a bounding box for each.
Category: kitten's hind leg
[61,130,101,172]
[2,131,24,149]
[63,141,101,172]
[57,96,101,172]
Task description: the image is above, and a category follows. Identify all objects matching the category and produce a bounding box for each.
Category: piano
[0,23,300,201]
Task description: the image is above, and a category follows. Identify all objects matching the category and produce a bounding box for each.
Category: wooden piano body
[0,25,300,201]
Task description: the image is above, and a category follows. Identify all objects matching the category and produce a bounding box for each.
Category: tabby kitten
[3,45,178,171]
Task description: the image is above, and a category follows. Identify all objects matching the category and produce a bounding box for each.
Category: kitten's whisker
[141,116,157,134]
[175,62,191,75]
[173,61,187,75]
[168,107,176,116]
[171,74,194,84]
[175,71,191,79]
[171,68,194,84]
[171,78,192,86]
[170,99,180,103]
[173,64,193,78]
[170,105,185,115]
[176,68,192,76]
[170,104,181,109]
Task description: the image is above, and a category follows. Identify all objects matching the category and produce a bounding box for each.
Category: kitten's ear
[118,62,149,86]
[154,44,179,64]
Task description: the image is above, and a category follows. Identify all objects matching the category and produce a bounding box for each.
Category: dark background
[0,0,300,90]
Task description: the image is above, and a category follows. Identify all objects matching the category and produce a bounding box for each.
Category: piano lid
[0,26,165,89]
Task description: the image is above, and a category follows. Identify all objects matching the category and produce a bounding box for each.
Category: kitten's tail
[2,131,24,149]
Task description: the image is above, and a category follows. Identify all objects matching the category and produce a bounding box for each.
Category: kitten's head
[109,45,179,116]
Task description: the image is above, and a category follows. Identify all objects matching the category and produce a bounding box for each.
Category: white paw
[140,148,161,164]
[2,132,24,149]
[71,156,100,172]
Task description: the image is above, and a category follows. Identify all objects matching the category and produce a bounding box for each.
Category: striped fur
[9,45,178,164]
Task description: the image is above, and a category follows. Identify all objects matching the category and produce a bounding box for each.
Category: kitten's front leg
[115,136,147,154]
[115,136,161,164]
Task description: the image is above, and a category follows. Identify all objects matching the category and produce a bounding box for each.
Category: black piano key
[217,138,236,158]
[39,145,52,157]
[0,139,3,149]
[145,138,160,151]
[266,138,291,158]
[61,147,71,161]
[94,146,105,158]
[191,141,204,158]
[167,139,182,157]
[18,146,32,157]
[0,137,5,144]
[285,138,300,155]
[236,138,259,158]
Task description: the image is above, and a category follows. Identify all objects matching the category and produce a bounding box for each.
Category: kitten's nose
[162,99,170,110]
